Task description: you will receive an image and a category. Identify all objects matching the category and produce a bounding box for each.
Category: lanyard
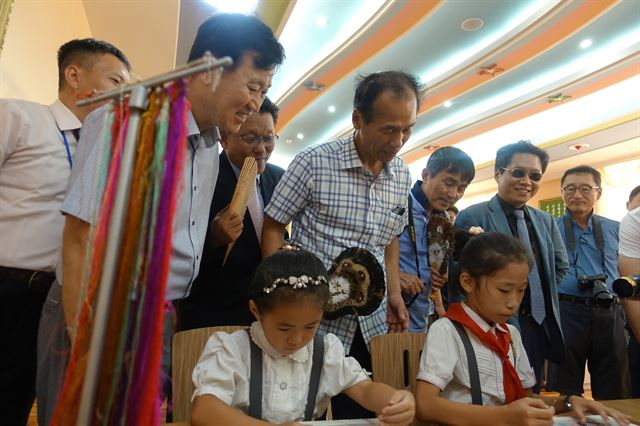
[60,130,73,168]
[562,213,606,276]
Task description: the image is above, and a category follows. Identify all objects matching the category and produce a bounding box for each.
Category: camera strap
[562,213,606,274]
[405,195,423,307]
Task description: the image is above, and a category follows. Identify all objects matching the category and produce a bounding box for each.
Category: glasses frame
[499,167,543,182]
[561,185,601,196]
[238,133,279,145]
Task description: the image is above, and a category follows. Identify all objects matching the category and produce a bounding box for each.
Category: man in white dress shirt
[0,38,130,425]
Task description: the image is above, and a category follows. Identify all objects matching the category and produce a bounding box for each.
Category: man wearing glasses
[176,97,285,330]
[455,140,569,393]
[547,166,629,399]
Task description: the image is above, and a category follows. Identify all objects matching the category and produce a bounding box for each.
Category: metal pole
[76,85,148,426]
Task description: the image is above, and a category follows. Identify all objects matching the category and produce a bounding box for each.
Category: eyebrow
[278,320,319,327]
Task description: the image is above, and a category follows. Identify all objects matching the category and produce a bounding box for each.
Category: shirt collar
[564,208,594,230]
[339,132,394,178]
[249,321,311,363]
[49,99,81,131]
[186,110,220,148]
[497,195,528,217]
[411,180,430,211]
[461,302,507,334]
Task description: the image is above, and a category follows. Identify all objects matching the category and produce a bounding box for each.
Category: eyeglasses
[499,167,543,182]
[561,185,600,196]
[238,133,279,145]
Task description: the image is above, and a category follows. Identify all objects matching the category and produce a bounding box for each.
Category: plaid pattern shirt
[265,134,412,352]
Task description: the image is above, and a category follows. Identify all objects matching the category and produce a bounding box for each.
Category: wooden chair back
[172,325,245,422]
[370,332,429,426]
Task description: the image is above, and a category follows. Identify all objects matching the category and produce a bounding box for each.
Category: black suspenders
[451,321,483,405]
[246,330,324,421]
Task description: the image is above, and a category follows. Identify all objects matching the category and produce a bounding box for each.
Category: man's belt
[559,293,620,307]
[0,265,56,291]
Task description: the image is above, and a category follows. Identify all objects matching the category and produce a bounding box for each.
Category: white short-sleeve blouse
[192,322,369,423]
[417,303,536,405]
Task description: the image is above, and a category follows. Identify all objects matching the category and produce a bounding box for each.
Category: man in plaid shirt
[262,71,422,419]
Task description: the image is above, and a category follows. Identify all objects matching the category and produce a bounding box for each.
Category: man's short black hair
[495,140,550,174]
[259,97,279,125]
[561,165,602,187]
[188,13,285,71]
[447,205,459,214]
[629,185,640,203]
[353,71,423,123]
[425,146,475,184]
[57,38,130,90]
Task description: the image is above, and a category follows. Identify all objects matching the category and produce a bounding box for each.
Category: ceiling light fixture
[297,133,304,140]
[316,16,328,28]
[443,100,453,108]
[569,143,590,151]
[285,139,293,144]
[461,18,484,32]
[204,0,258,14]
[580,38,593,49]
[328,105,336,113]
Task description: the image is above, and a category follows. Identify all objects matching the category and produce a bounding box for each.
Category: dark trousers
[0,274,52,426]
[518,313,548,393]
[547,300,630,399]
[629,332,640,398]
[330,326,376,420]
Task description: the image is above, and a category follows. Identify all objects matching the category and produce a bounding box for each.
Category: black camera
[577,274,614,306]
[613,273,640,299]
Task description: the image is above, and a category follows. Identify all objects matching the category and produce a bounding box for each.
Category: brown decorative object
[325,247,385,319]
[223,157,258,264]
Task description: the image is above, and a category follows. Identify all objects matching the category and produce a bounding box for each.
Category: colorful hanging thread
[50,79,190,425]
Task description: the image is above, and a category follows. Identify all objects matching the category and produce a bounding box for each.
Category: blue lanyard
[60,130,73,168]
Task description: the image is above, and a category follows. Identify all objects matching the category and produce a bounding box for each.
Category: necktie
[513,209,546,324]
[246,182,263,244]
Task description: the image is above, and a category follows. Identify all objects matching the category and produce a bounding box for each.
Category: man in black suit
[177,98,285,329]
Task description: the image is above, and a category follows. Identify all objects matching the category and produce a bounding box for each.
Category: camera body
[577,274,614,306]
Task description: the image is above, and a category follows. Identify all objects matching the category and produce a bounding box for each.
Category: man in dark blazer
[455,140,569,392]
[177,98,285,329]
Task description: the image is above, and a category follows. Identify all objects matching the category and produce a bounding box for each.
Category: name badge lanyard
[60,130,73,168]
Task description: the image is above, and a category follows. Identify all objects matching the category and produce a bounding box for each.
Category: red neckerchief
[446,303,526,403]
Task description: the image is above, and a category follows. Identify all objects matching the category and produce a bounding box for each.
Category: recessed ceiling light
[285,138,293,144]
[569,143,590,151]
[205,0,258,14]
[297,133,304,140]
[461,18,484,32]
[328,105,336,113]
[580,38,593,49]
[443,100,453,108]
[316,16,328,28]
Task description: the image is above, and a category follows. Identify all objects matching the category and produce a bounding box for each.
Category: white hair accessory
[263,275,328,294]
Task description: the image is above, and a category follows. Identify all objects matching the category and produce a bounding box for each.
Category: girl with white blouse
[415,232,629,426]
[190,247,415,426]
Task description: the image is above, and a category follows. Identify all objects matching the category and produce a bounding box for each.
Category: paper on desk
[554,414,637,426]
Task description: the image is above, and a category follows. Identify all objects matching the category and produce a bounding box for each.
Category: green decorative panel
[539,197,565,218]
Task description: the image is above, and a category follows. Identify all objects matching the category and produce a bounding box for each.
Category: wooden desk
[601,399,640,423]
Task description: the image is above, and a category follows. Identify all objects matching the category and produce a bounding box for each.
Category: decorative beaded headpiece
[262,275,328,294]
